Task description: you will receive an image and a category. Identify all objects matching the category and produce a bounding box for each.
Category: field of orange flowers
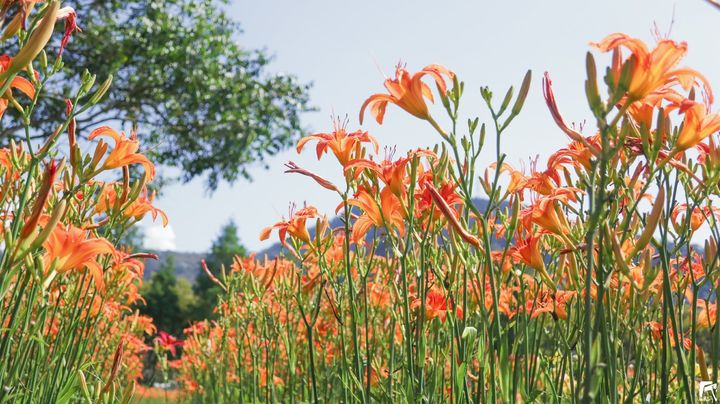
[2,1,720,403]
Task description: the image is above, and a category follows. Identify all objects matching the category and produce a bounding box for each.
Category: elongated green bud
[19,160,57,240]
[498,85,514,116]
[2,2,59,80]
[628,186,665,260]
[511,69,532,116]
[607,224,631,276]
[78,371,93,402]
[30,200,65,250]
[88,75,113,105]
[585,53,602,116]
[120,380,136,404]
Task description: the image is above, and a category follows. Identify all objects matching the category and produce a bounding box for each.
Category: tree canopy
[2,0,311,190]
[194,219,247,319]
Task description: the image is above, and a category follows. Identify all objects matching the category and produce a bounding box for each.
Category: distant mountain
[256,197,500,258]
[144,198,500,283]
[143,250,205,281]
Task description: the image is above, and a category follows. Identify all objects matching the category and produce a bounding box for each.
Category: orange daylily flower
[346,186,404,245]
[411,288,462,323]
[126,189,168,226]
[296,126,378,167]
[670,204,710,233]
[513,235,545,273]
[674,100,720,152]
[260,205,318,247]
[550,135,601,172]
[96,185,168,226]
[347,149,436,197]
[0,55,36,120]
[645,321,693,350]
[475,280,518,319]
[523,196,571,237]
[368,281,391,309]
[512,234,555,289]
[483,163,527,196]
[591,33,712,103]
[696,301,717,330]
[43,223,116,290]
[360,63,455,125]
[89,126,156,180]
[258,368,284,388]
[347,156,409,197]
[416,178,464,224]
[526,289,576,320]
[626,87,686,130]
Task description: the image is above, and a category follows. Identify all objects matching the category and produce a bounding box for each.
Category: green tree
[140,256,197,336]
[193,219,247,319]
[3,0,311,190]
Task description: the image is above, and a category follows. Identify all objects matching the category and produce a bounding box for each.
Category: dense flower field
[3,1,720,403]
[0,2,163,402]
[174,34,720,403]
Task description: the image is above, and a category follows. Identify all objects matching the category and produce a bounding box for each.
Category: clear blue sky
[142,0,720,253]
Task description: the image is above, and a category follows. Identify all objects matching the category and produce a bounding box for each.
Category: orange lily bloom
[411,288,462,323]
[526,289,576,320]
[670,204,709,233]
[96,185,168,226]
[0,55,35,121]
[347,156,410,197]
[89,126,156,180]
[124,188,168,226]
[483,163,527,196]
[696,301,717,330]
[626,88,685,130]
[513,235,545,273]
[550,135,601,172]
[475,280,518,318]
[645,322,693,350]
[523,196,571,237]
[296,126,378,167]
[360,63,455,125]
[674,100,720,152]
[43,223,116,290]
[347,149,436,197]
[512,234,555,289]
[260,205,318,247]
[591,33,712,102]
[416,178,464,224]
[346,186,404,245]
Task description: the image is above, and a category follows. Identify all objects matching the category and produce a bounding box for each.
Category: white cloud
[144,223,177,251]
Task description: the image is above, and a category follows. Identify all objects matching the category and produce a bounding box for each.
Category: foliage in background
[139,256,198,336]
[0,0,312,190]
[137,220,247,356]
[193,219,247,319]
